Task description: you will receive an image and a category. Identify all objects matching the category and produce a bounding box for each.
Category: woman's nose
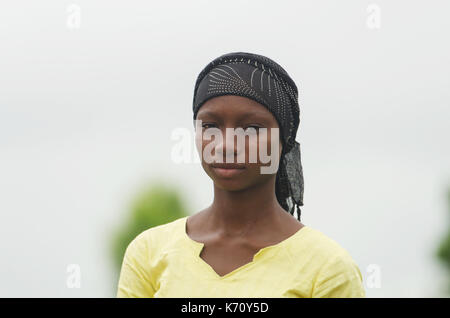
[215,129,234,157]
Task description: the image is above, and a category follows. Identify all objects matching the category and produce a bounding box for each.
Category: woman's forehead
[197,95,277,121]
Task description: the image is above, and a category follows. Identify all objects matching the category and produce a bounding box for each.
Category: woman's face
[195,95,283,191]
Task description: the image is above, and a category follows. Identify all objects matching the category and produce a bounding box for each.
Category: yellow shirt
[117,216,366,298]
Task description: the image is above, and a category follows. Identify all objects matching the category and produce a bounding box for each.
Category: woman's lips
[210,164,246,178]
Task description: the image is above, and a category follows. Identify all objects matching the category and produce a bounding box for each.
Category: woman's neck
[205,177,285,236]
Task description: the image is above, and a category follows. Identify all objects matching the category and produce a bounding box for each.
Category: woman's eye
[244,125,261,133]
[202,123,216,129]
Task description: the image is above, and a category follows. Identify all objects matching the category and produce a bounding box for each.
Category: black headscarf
[192,52,304,222]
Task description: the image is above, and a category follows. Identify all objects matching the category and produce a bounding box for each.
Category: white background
[0,0,449,297]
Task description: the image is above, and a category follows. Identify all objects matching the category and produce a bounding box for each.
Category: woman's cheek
[194,130,203,156]
[245,136,259,164]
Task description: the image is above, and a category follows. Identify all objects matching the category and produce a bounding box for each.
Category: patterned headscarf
[192,52,304,221]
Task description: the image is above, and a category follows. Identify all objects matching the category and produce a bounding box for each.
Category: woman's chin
[213,181,248,192]
[208,174,250,191]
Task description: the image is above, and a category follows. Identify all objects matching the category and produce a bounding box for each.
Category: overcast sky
[0,0,449,297]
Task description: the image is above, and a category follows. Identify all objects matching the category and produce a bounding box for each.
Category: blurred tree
[436,187,450,295]
[111,182,189,276]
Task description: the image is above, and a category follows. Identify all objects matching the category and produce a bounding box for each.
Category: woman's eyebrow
[236,111,272,123]
[197,110,220,119]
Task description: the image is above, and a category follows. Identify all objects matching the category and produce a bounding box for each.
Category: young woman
[117,52,365,298]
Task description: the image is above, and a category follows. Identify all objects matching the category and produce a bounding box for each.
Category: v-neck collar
[180,216,309,280]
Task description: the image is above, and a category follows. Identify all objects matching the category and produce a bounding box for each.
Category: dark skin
[187,95,305,277]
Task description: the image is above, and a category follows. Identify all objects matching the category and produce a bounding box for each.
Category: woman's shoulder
[289,225,362,273]
[143,216,186,236]
[127,216,188,252]
[302,225,350,252]
[289,225,365,297]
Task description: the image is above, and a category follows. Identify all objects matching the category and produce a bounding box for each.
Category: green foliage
[436,187,450,294]
[111,182,189,272]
